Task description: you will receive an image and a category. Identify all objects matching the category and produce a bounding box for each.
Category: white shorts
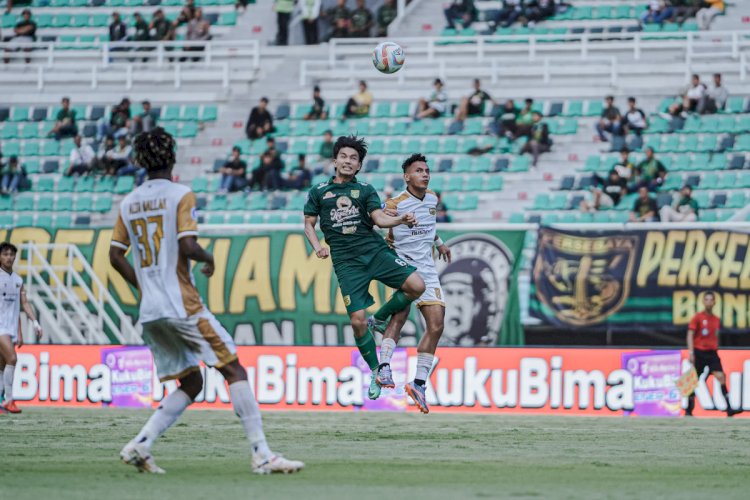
[414,265,445,309]
[141,309,238,382]
[0,331,17,343]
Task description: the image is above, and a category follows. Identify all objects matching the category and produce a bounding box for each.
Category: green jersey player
[303,135,426,399]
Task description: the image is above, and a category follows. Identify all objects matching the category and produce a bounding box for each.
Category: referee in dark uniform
[686,291,741,417]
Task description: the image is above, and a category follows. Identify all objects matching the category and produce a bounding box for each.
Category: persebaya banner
[0,226,526,346]
[530,227,750,331]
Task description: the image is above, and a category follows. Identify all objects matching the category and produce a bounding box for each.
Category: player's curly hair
[132,127,176,173]
[333,135,368,164]
[402,153,427,172]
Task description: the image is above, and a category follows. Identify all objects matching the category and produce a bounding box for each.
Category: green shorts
[333,248,417,314]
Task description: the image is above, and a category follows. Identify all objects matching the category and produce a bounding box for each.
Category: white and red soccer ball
[372,42,405,74]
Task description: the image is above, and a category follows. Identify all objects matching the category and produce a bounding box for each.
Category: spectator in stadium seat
[4,9,36,64]
[300,0,322,45]
[98,98,131,141]
[444,0,478,30]
[514,98,535,138]
[111,136,146,184]
[286,154,313,189]
[350,0,374,37]
[635,146,667,191]
[218,146,248,194]
[343,80,373,118]
[263,136,280,160]
[273,0,294,46]
[595,95,622,143]
[415,78,447,120]
[490,99,520,138]
[184,7,211,61]
[454,78,495,123]
[109,12,128,45]
[376,0,398,37]
[131,100,158,136]
[622,97,648,148]
[640,1,674,26]
[150,9,173,43]
[249,151,283,191]
[315,130,334,174]
[521,112,551,167]
[685,74,707,113]
[613,147,637,186]
[66,135,95,177]
[0,156,22,195]
[96,136,118,176]
[435,192,452,222]
[660,185,699,222]
[704,73,728,114]
[490,0,523,30]
[524,0,556,26]
[580,169,628,212]
[49,97,78,141]
[630,186,660,222]
[304,86,328,120]
[174,0,197,28]
[324,0,351,39]
[133,12,150,43]
[696,0,724,30]
[246,97,274,140]
[672,0,702,25]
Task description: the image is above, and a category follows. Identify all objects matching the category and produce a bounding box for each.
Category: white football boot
[251,454,305,475]
[120,440,166,474]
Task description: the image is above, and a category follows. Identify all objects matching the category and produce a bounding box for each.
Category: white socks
[229,380,272,460]
[134,389,192,449]
[415,353,434,384]
[3,365,14,402]
[379,338,396,365]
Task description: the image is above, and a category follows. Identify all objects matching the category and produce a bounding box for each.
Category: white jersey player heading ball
[369,154,451,414]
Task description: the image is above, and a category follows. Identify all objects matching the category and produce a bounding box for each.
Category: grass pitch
[1,408,749,500]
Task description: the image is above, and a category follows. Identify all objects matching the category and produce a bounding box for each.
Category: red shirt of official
[688,311,720,351]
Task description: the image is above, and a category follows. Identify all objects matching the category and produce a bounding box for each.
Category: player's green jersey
[303,176,389,261]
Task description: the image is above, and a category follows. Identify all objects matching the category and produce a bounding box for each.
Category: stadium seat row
[582,153,749,174]
[0,192,113,213]
[0,212,81,229]
[0,104,217,123]
[0,11,237,29]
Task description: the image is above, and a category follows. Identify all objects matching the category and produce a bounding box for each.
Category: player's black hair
[333,135,368,164]
[0,242,18,255]
[704,291,715,299]
[402,153,428,172]
[132,127,176,173]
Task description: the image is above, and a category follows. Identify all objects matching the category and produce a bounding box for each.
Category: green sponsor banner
[530,226,750,332]
[1,225,526,345]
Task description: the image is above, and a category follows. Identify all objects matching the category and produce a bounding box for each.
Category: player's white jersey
[386,189,444,307]
[0,269,22,338]
[387,189,439,268]
[111,179,203,323]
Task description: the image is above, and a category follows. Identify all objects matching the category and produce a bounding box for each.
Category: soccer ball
[372,42,405,74]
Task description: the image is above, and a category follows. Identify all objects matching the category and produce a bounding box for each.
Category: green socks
[355,332,380,371]
[373,291,413,321]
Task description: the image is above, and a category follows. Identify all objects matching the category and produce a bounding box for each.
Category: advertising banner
[12,346,750,417]
[530,226,750,332]
[0,226,525,346]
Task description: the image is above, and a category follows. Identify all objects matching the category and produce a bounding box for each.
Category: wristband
[33,320,41,330]
[435,237,444,247]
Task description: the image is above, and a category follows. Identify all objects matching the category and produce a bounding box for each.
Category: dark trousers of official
[277,12,291,46]
[303,19,319,45]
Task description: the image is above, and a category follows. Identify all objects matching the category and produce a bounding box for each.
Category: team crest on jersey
[350,190,360,199]
[435,234,514,346]
[429,208,437,215]
[323,191,336,199]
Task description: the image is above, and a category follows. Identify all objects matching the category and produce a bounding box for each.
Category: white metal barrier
[21,243,142,345]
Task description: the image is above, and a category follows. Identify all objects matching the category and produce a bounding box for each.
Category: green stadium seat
[709,154,727,170]
[91,14,110,28]
[564,100,583,117]
[75,195,93,212]
[182,106,200,121]
[439,138,458,154]
[218,12,238,26]
[207,213,225,225]
[509,156,530,172]
[373,102,393,118]
[718,172,737,189]
[700,173,719,190]
[36,177,55,193]
[57,176,76,192]
[191,177,208,193]
[725,97,745,114]
[726,191,745,209]
[394,102,411,118]
[1,124,18,139]
[201,105,218,121]
[56,195,74,212]
[662,174,682,191]
[20,123,39,139]
[2,142,20,156]
[52,14,72,28]
[53,214,73,228]
[15,213,34,226]
[453,157,471,173]
[94,197,112,213]
[446,176,465,192]
[207,196,227,211]
[75,176,95,193]
[549,193,568,210]
[95,177,115,193]
[178,122,198,138]
[35,214,53,228]
[10,107,29,122]
[115,176,135,194]
[16,193,34,211]
[226,194,246,211]
[71,14,89,28]
[533,193,550,210]
[586,100,603,117]
[36,195,54,211]
[21,142,39,157]
[161,105,181,121]
[464,176,483,192]
[0,213,12,228]
[227,213,246,224]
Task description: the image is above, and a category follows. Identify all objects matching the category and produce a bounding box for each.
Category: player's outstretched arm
[109,246,139,289]
[371,209,416,229]
[179,236,215,277]
[304,215,329,259]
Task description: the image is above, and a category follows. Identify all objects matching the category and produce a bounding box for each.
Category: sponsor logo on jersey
[323,191,336,199]
[343,295,351,306]
[330,196,360,224]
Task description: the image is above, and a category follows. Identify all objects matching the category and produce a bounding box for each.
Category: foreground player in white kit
[109,128,303,475]
[368,154,451,414]
[0,242,43,414]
